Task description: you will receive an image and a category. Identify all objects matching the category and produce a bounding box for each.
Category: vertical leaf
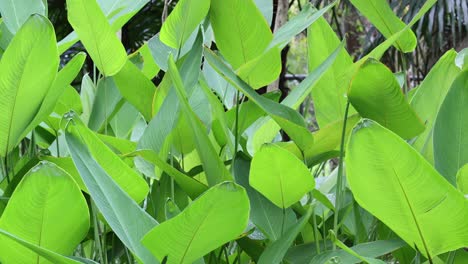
[0,15,58,156]
[434,70,468,185]
[66,0,127,76]
[0,0,45,33]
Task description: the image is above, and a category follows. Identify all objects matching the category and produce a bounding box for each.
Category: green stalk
[400,52,410,97]
[1,156,9,184]
[91,201,104,262]
[332,101,351,249]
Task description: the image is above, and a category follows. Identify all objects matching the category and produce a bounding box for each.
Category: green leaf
[258,208,312,264]
[234,154,297,241]
[209,0,280,88]
[130,149,208,200]
[113,60,156,121]
[64,115,149,203]
[350,0,417,53]
[348,58,425,139]
[204,48,312,151]
[0,162,89,263]
[64,115,158,264]
[308,240,405,264]
[0,15,58,157]
[246,42,344,153]
[434,70,468,185]
[0,0,45,33]
[168,55,232,186]
[410,50,460,163]
[250,144,314,208]
[0,229,86,264]
[346,119,468,257]
[457,164,468,195]
[269,2,335,49]
[308,17,354,127]
[142,182,250,264]
[88,77,122,131]
[160,0,209,49]
[66,0,127,75]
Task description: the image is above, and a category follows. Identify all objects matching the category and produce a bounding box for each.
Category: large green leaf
[209,0,280,88]
[434,70,468,185]
[204,48,313,151]
[350,0,417,53]
[64,115,149,203]
[250,144,314,208]
[64,115,158,264]
[348,58,424,139]
[167,55,232,186]
[0,0,45,33]
[410,50,460,163]
[160,0,209,49]
[346,119,468,258]
[66,0,127,76]
[113,60,156,121]
[0,15,58,157]
[88,77,122,131]
[308,17,354,127]
[258,208,312,264]
[142,182,250,264]
[0,162,89,263]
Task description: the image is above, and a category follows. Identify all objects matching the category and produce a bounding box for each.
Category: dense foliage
[0,0,467,263]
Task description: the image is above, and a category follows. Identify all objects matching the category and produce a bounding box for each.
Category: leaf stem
[332,101,351,248]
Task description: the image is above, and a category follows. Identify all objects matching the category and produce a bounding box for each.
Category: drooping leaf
[350,0,417,52]
[209,0,280,88]
[348,58,425,139]
[250,144,314,208]
[258,208,312,264]
[434,70,468,185]
[160,0,209,49]
[346,119,468,257]
[142,182,250,264]
[113,60,157,121]
[0,0,45,33]
[66,0,127,75]
[410,50,460,163]
[0,162,89,263]
[64,114,158,264]
[0,15,58,157]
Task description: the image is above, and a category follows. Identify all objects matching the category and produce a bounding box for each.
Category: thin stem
[55,131,60,157]
[312,206,320,254]
[400,52,410,97]
[281,207,286,235]
[91,201,104,262]
[1,156,9,184]
[332,101,351,249]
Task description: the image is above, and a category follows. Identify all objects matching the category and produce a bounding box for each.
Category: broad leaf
[0,15,58,156]
[0,162,89,263]
[350,0,417,52]
[346,119,468,257]
[410,50,460,163]
[434,70,468,185]
[142,182,250,264]
[308,17,354,127]
[0,0,45,33]
[88,77,122,131]
[348,58,425,139]
[160,0,209,49]
[66,0,127,75]
[65,115,158,264]
[209,0,280,88]
[250,144,314,208]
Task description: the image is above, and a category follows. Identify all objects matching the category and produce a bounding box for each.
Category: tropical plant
[0,0,467,263]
